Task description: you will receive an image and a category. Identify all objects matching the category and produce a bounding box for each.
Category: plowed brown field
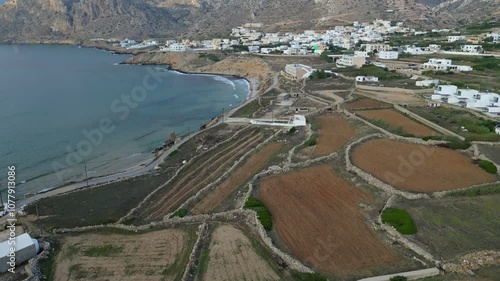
[192,142,284,214]
[345,98,390,110]
[312,116,356,157]
[260,165,399,275]
[200,225,280,281]
[352,139,497,192]
[357,109,437,136]
[54,229,192,281]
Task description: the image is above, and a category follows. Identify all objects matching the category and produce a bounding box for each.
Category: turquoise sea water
[0,44,248,198]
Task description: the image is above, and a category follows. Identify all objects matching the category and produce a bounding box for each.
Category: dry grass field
[345,98,390,110]
[260,165,399,276]
[192,142,284,214]
[198,224,281,281]
[357,109,438,136]
[54,228,195,281]
[352,139,497,192]
[311,116,356,157]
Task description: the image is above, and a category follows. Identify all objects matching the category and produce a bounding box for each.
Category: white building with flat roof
[337,55,366,68]
[431,85,500,116]
[378,51,399,60]
[0,233,39,273]
[448,35,466,42]
[423,59,473,72]
[461,45,483,53]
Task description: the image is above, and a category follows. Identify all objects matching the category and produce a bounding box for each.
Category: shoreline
[7,45,262,207]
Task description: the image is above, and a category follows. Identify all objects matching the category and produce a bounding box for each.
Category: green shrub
[169,208,188,218]
[478,160,498,174]
[390,276,408,281]
[305,133,318,146]
[447,184,500,197]
[169,149,179,156]
[447,138,471,150]
[381,208,417,235]
[292,272,328,281]
[289,127,297,134]
[244,197,273,231]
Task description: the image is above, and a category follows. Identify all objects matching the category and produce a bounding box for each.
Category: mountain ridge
[0,0,498,42]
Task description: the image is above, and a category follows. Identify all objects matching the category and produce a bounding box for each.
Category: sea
[0,44,249,199]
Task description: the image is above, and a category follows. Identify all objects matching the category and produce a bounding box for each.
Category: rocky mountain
[0,0,498,42]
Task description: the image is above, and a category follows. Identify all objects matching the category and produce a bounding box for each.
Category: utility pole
[83,161,89,187]
[35,203,43,238]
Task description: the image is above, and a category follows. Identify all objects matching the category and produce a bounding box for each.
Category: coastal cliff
[124,52,274,93]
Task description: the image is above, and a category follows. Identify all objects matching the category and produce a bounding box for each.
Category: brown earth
[312,116,356,157]
[54,229,191,281]
[357,109,438,136]
[200,224,280,281]
[192,142,284,214]
[260,165,399,275]
[345,98,390,110]
[352,139,497,192]
[145,131,262,220]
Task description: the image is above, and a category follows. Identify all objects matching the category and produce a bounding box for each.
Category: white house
[431,85,500,116]
[356,76,379,82]
[416,80,439,87]
[168,43,187,52]
[423,59,473,72]
[461,45,483,53]
[283,64,315,80]
[378,51,399,60]
[0,233,39,273]
[496,125,500,134]
[337,55,366,68]
[448,35,466,43]
[363,43,391,53]
[354,51,369,57]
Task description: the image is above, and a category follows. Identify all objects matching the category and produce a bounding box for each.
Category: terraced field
[197,224,281,281]
[140,128,263,221]
[357,109,438,136]
[54,228,196,281]
[191,142,284,214]
[352,139,497,192]
[312,115,356,157]
[260,165,399,276]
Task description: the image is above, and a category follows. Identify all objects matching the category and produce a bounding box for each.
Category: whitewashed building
[337,55,366,68]
[0,233,39,273]
[416,80,439,87]
[168,43,187,52]
[356,76,379,82]
[283,64,315,80]
[378,51,399,60]
[423,59,473,72]
[448,35,466,42]
[461,45,483,53]
[431,85,500,116]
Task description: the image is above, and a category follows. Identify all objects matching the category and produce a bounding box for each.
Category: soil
[345,98,390,110]
[201,224,280,281]
[312,115,356,157]
[357,109,438,136]
[260,165,399,276]
[352,139,497,192]
[54,229,191,281]
[192,142,284,214]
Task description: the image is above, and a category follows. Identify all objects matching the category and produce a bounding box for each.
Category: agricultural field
[345,97,391,110]
[409,107,500,142]
[259,165,400,277]
[357,109,438,137]
[310,115,356,157]
[352,139,497,192]
[197,224,282,281]
[352,89,422,105]
[191,142,284,214]
[477,144,500,165]
[53,227,196,281]
[393,195,500,260]
[137,128,266,221]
